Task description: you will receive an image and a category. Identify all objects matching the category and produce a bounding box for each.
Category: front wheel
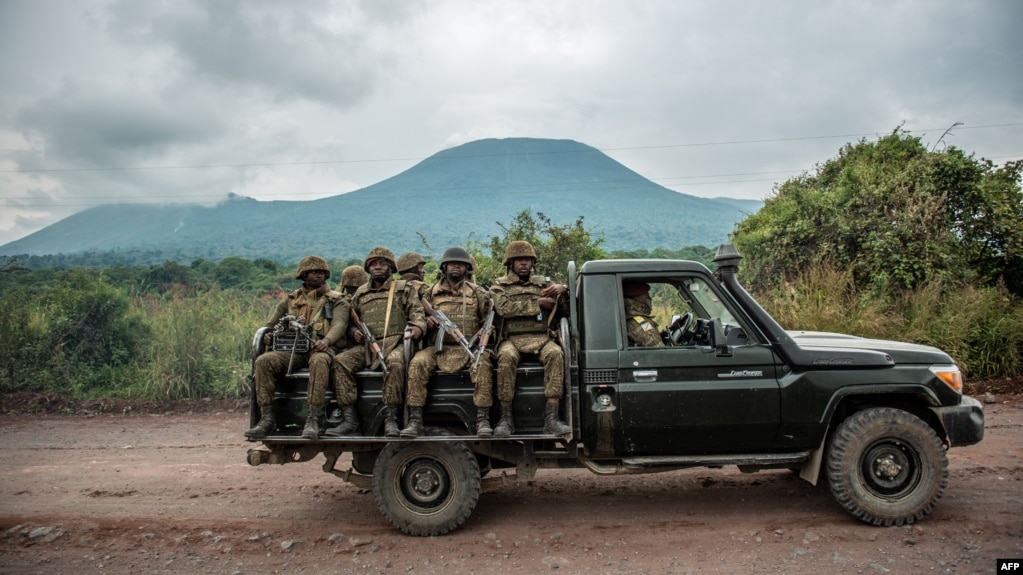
[372,441,481,536]
[826,407,948,526]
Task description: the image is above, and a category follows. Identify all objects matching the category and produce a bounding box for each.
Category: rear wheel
[372,441,481,536]
[826,407,947,526]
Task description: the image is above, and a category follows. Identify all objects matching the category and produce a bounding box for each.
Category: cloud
[0,0,1020,247]
[102,0,400,107]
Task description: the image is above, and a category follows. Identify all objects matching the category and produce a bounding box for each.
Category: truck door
[616,278,782,456]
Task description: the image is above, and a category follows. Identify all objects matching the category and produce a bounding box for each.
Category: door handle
[633,370,657,382]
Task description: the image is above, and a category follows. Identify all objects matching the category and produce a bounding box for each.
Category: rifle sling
[379,281,398,361]
[382,280,397,340]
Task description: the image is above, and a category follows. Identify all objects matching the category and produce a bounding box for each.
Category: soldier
[489,241,572,437]
[245,256,349,440]
[396,252,429,301]
[326,247,426,437]
[338,265,368,301]
[403,247,494,438]
[623,281,666,347]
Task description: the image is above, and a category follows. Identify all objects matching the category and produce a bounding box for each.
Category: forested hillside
[0,138,760,265]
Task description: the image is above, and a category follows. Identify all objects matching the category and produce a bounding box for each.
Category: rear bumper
[931,395,984,447]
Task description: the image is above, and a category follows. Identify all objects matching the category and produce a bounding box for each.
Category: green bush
[754,263,1023,381]
[0,270,150,396]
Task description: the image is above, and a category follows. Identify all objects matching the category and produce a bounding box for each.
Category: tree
[214,257,258,289]
[145,260,194,291]
[478,210,607,284]
[732,129,1023,295]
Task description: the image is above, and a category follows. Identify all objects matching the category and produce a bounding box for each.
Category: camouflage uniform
[397,252,429,301]
[489,240,572,437]
[406,277,493,408]
[246,256,348,440]
[491,272,567,402]
[332,277,425,406]
[624,298,666,347]
[338,265,368,302]
[253,285,349,407]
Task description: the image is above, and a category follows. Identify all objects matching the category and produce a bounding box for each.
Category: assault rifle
[470,302,495,372]
[350,308,389,377]
[421,297,475,358]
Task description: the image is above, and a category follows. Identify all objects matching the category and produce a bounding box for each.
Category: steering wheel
[667,312,695,346]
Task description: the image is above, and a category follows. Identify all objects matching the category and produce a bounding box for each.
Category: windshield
[681,277,736,324]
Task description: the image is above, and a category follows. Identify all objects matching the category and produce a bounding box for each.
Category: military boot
[476,407,493,437]
[400,407,424,438]
[301,407,320,440]
[384,405,402,438]
[543,401,571,436]
[493,404,515,437]
[244,406,275,439]
[324,405,360,437]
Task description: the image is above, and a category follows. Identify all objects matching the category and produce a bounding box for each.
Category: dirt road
[1,397,1020,575]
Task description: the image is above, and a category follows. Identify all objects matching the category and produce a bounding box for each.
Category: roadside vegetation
[1,129,1019,400]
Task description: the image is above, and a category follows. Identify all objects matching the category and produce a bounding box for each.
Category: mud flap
[799,428,828,486]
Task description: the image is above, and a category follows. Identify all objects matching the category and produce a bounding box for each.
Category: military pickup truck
[245,244,984,536]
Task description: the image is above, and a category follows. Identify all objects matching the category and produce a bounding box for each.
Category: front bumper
[931,394,984,447]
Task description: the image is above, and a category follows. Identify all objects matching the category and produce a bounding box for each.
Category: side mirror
[709,318,732,357]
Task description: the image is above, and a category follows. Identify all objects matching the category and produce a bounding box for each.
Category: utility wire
[5,154,1021,208]
[3,123,1021,174]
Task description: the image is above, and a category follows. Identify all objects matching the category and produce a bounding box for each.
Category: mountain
[0,138,762,264]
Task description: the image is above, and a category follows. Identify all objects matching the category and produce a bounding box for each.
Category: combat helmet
[396,252,426,275]
[295,255,330,280]
[503,240,537,266]
[340,265,368,288]
[363,246,397,273]
[441,246,474,272]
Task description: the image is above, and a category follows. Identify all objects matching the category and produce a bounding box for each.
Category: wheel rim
[397,457,451,511]
[860,439,921,499]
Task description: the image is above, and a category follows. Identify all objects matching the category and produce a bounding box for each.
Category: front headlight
[930,365,963,393]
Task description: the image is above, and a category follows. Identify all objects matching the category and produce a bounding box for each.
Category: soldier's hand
[312,338,329,352]
[352,330,364,344]
[540,284,567,298]
[262,332,272,347]
[426,315,439,329]
[405,326,423,340]
[538,296,556,310]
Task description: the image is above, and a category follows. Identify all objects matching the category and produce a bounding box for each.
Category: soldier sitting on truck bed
[489,240,572,437]
[396,252,430,301]
[326,247,426,438]
[338,265,368,302]
[245,256,349,440]
[403,247,495,438]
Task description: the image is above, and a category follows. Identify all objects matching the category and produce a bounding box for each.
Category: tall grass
[0,280,273,400]
[756,264,1023,381]
[130,288,269,399]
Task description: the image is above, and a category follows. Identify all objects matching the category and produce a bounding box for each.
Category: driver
[623,281,667,347]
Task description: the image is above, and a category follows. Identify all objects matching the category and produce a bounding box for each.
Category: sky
[1,0,1021,246]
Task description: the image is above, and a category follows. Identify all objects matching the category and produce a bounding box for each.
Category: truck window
[622,277,750,348]
[681,278,736,325]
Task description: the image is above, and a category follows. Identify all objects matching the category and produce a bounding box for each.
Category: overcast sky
[1,0,1021,247]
